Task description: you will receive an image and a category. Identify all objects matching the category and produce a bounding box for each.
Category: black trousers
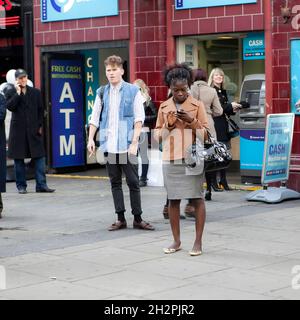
[139,132,150,180]
[0,193,3,212]
[106,153,142,216]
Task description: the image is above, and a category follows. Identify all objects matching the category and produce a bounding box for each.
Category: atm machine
[239,74,265,184]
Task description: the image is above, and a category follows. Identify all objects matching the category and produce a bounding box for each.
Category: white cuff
[89,120,99,128]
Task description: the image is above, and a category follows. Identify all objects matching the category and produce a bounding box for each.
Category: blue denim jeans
[14,157,47,191]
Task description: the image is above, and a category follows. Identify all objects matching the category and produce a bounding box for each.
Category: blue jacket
[97,82,139,153]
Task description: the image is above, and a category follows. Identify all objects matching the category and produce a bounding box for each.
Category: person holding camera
[5,69,55,194]
[155,63,209,256]
[208,67,241,191]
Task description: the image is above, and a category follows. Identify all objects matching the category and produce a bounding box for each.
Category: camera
[238,101,250,109]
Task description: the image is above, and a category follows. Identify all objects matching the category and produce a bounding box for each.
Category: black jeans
[0,193,3,213]
[106,153,142,216]
[139,132,149,181]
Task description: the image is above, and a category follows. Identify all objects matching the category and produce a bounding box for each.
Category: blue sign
[243,33,265,60]
[41,0,118,22]
[175,0,256,9]
[262,114,295,184]
[50,58,85,168]
[290,39,300,115]
[240,129,265,171]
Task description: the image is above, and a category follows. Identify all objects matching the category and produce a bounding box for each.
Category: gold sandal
[163,247,181,254]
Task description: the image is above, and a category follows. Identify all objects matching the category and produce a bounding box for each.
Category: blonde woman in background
[133,79,157,187]
[208,67,241,191]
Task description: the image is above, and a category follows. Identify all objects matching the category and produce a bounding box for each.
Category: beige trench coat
[190,80,223,138]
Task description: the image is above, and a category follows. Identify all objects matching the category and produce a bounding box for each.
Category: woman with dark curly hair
[155,63,209,256]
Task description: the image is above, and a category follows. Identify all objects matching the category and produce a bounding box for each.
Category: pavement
[0,167,300,300]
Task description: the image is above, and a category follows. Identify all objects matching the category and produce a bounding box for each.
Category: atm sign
[0,0,12,11]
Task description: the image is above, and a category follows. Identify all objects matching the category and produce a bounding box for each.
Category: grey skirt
[163,161,204,200]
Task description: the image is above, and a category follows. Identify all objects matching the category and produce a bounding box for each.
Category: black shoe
[219,181,232,191]
[162,205,169,219]
[205,191,212,201]
[36,187,55,193]
[211,183,223,192]
[163,205,185,220]
[184,204,195,218]
[18,188,27,194]
[139,179,147,187]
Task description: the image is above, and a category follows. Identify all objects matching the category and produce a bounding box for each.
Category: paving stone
[0,280,116,300]
[74,270,191,297]
[192,267,291,295]
[9,257,123,282]
[64,246,161,267]
[144,283,275,300]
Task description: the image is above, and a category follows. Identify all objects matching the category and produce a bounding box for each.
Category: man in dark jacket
[6,69,55,194]
[0,93,6,217]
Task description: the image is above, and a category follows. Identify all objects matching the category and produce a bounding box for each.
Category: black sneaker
[18,188,27,194]
[36,187,55,193]
[205,191,212,201]
[139,179,147,187]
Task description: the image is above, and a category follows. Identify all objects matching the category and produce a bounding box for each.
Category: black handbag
[226,114,239,139]
[185,131,232,173]
[203,132,232,172]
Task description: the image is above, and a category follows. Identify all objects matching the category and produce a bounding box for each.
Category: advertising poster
[262,114,295,184]
[240,129,265,171]
[243,33,265,60]
[50,58,85,168]
[290,39,300,115]
[175,0,256,9]
[185,44,194,66]
[41,0,118,22]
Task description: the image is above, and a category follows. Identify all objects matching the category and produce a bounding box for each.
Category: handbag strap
[224,113,239,130]
[98,86,105,122]
[224,113,231,122]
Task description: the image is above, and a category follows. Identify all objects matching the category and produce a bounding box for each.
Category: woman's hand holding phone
[167,111,177,127]
[176,109,193,123]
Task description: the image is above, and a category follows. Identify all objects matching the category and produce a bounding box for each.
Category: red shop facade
[33,0,300,191]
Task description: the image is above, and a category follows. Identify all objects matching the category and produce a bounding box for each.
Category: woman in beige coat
[155,63,209,255]
[189,69,223,202]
